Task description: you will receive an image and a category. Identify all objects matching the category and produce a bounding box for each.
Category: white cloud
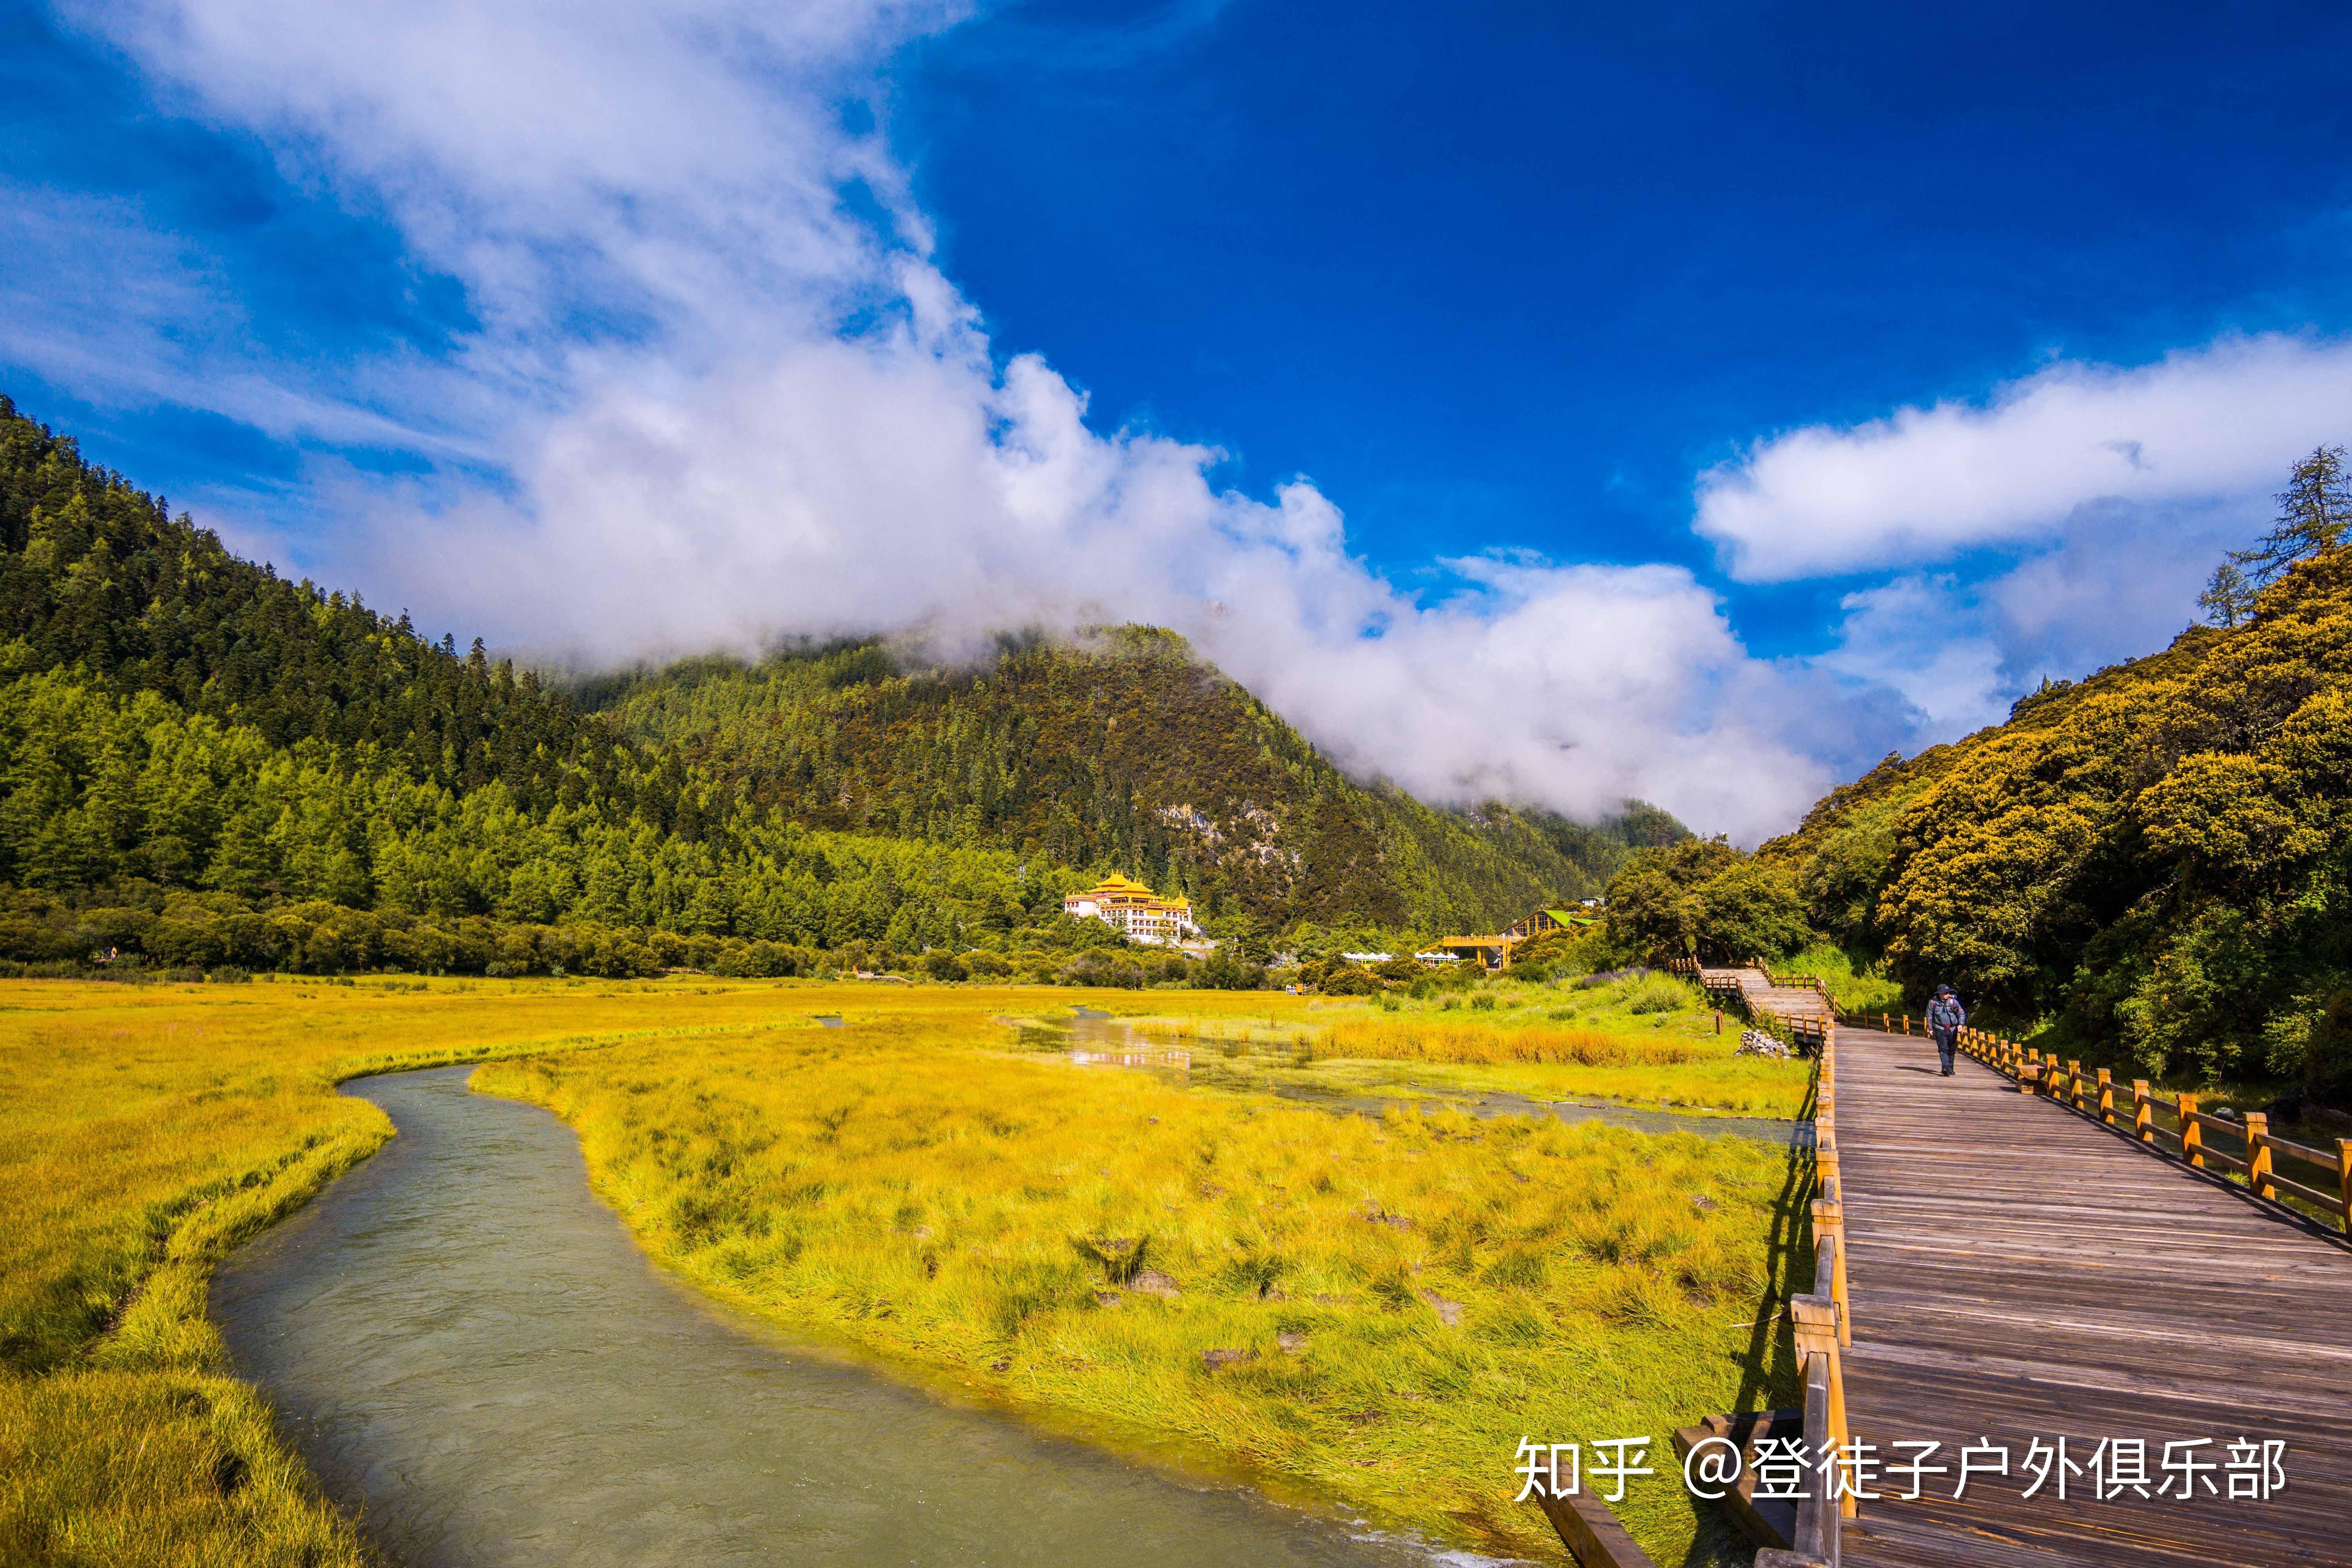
[0,181,470,454]
[1817,575,2008,736]
[1695,334,2352,583]
[1807,490,2251,739]
[45,0,1873,842]
[54,0,2310,843]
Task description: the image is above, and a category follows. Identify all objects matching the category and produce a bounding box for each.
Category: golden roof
[1069,873,1189,911]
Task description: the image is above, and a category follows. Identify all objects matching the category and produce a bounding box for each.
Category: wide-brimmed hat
[1935,984,1954,996]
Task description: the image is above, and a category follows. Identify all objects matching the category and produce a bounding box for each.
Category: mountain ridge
[571,625,1685,935]
[0,394,1676,968]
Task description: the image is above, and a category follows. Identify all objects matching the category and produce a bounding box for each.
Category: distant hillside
[1757,548,2352,1098]
[572,633,1686,936]
[0,394,1680,975]
[0,395,1085,972]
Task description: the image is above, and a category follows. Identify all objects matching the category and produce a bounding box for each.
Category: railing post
[1789,1295,1851,1517]
[2339,1141,2352,1235]
[2097,1067,2114,1125]
[1813,1197,1851,1346]
[2067,1060,2085,1112]
[2179,1092,2202,1167]
[2246,1112,2274,1201]
[2133,1080,2153,1142]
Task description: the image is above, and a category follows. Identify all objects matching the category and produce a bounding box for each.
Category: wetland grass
[0,975,967,1565]
[1134,970,1815,1118]
[477,1007,1810,1561]
[5,976,1805,1564]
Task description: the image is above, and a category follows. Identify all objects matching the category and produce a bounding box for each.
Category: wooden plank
[1823,1025,2352,1568]
[1674,1420,1799,1549]
[2265,1169,2350,1218]
[2260,1130,2343,1169]
[1533,1488,1660,1568]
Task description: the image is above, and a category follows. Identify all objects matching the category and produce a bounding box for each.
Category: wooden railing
[1671,958,1838,1054]
[1759,1017,1848,1568]
[1753,959,1843,1023]
[1868,1011,2352,1234]
[1662,962,1852,1563]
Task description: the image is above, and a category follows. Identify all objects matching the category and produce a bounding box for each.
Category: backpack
[1927,996,1964,1032]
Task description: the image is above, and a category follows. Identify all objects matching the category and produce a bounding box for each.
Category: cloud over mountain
[20,0,2323,843]
[54,0,1889,840]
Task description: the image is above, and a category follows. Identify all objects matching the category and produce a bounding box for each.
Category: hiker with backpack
[1926,984,1965,1076]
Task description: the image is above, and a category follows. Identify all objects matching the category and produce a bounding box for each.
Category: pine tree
[2230,445,2352,586]
[2198,562,2256,628]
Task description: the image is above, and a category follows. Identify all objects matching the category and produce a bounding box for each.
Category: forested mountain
[575,635,1681,935]
[1769,571,2352,1100]
[0,394,1667,977]
[1759,548,2352,1099]
[1600,446,2352,1103]
[0,396,1094,974]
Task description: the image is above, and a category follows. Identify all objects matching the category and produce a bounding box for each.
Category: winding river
[212,1067,1485,1568]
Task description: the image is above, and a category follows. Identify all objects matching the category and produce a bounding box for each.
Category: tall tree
[2198,561,2255,628]
[2230,444,2352,586]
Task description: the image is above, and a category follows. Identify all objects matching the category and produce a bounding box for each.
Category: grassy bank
[0,975,964,1565]
[4,976,1803,1564]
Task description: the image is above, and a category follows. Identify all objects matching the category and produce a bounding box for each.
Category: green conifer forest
[0,396,1670,980]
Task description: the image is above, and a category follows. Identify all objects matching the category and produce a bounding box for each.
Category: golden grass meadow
[1,973,1812,1566]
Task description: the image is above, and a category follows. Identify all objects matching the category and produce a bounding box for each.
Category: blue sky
[894,0,2352,646]
[7,0,2352,835]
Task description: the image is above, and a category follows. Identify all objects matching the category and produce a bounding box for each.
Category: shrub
[2305,990,2352,1108]
[1607,838,1811,962]
[1624,973,1695,1015]
[1198,950,1267,991]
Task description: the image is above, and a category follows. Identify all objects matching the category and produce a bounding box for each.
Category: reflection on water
[813,1014,846,1028]
[1013,1012,1810,1149]
[1069,1049,1192,1070]
[211,1067,1488,1568]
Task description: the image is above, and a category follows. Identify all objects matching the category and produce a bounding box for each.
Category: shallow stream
[212,1067,1487,1568]
[1016,1013,1811,1149]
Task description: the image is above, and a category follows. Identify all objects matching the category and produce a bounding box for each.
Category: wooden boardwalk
[1831,1024,2352,1567]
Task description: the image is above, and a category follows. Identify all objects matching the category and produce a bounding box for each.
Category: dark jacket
[1926,996,1966,1034]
